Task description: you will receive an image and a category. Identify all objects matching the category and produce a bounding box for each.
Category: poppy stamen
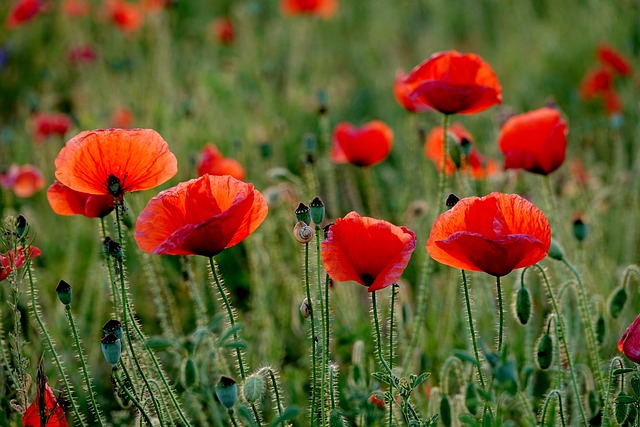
[107,174,122,197]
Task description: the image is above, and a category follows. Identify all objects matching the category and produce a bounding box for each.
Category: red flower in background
[6,0,43,28]
[32,113,73,142]
[22,363,67,427]
[54,128,177,197]
[619,313,640,364]
[281,0,337,18]
[111,107,133,128]
[403,50,502,115]
[197,144,245,181]
[427,193,550,277]
[211,18,234,45]
[1,246,42,281]
[424,123,497,179]
[598,44,632,76]
[579,67,613,100]
[0,164,45,198]
[331,121,393,167]
[321,212,416,292]
[394,70,429,113]
[107,0,143,32]
[67,44,97,64]
[47,181,115,218]
[135,175,268,257]
[498,107,568,175]
[63,0,90,17]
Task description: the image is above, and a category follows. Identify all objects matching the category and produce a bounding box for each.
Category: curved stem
[265,367,284,417]
[113,368,154,426]
[100,217,119,322]
[388,284,398,427]
[496,276,504,353]
[461,270,486,391]
[540,389,566,427]
[603,356,626,423]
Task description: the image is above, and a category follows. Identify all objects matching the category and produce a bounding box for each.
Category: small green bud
[55,280,72,306]
[329,408,347,427]
[15,215,28,239]
[595,315,605,344]
[440,395,452,427]
[295,203,311,225]
[215,376,237,410]
[547,238,565,261]
[180,358,198,390]
[309,197,325,228]
[609,286,628,318]
[536,333,554,370]
[515,286,532,325]
[572,218,588,242]
[101,332,121,367]
[102,319,123,341]
[243,373,265,403]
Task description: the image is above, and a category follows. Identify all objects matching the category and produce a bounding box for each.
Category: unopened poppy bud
[300,297,311,318]
[215,375,237,410]
[609,286,627,318]
[102,319,123,341]
[55,280,72,306]
[101,332,121,367]
[440,395,452,427]
[572,218,588,242]
[15,215,28,239]
[445,193,460,208]
[329,408,347,427]
[180,358,198,390]
[293,221,314,243]
[295,203,311,225]
[514,286,531,325]
[547,238,565,261]
[536,333,553,370]
[309,196,325,228]
[596,315,605,344]
[242,373,265,403]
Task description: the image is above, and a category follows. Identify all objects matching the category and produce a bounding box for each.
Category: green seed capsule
[609,286,628,319]
[295,203,311,225]
[55,280,72,306]
[536,333,553,370]
[215,376,237,410]
[101,332,122,367]
[515,286,532,325]
[309,197,325,228]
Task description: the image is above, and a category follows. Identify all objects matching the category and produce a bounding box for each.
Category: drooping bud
[293,221,314,243]
[180,358,198,390]
[309,197,325,228]
[514,286,532,325]
[300,298,311,319]
[609,286,628,318]
[101,332,122,367]
[215,375,237,410]
[15,215,28,239]
[445,193,460,208]
[596,315,605,344]
[536,333,554,370]
[572,217,588,242]
[547,238,565,261]
[102,319,123,341]
[440,395,452,427]
[295,203,311,225]
[242,373,265,404]
[55,280,72,306]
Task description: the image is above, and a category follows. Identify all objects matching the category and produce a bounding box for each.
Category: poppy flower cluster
[196,144,245,181]
[330,121,393,167]
[424,123,497,179]
[321,212,416,292]
[619,313,640,364]
[107,0,144,32]
[281,0,337,18]
[580,44,632,116]
[403,50,502,115]
[32,113,73,142]
[135,174,268,257]
[54,128,177,199]
[1,246,42,281]
[0,164,45,198]
[47,181,115,218]
[427,192,550,277]
[498,107,568,175]
[6,0,44,29]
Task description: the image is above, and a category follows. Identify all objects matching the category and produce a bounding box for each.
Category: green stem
[228,410,240,427]
[316,233,327,427]
[540,390,566,427]
[437,113,450,211]
[371,291,393,376]
[531,264,588,426]
[460,270,486,392]
[265,368,284,417]
[100,217,119,322]
[603,356,625,424]
[113,368,154,426]
[496,276,504,353]
[389,284,398,427]
[303,243,318,426]
[64,305,106,426]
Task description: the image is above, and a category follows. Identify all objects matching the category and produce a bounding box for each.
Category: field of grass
[1,0,640,426]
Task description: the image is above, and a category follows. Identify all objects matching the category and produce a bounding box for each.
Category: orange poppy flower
[403,50,502,115]
[210,18,234,45]
[330,121,393,167]
[54,128,177,198]
[0,164,45,198]
[107,0,143,32]
[393,70,429,113]
[498,107,568,175]
[6,0,43,28]
[22,376,67,427]
[597,43,632,76]
[32,112,73,142]
[197,144,245,181]
[111,107,133,128]
[619,313,640,363]
[134,175,268,257]
[1,246,42,282]
[427,193,550,277]
[321,212,416,292]
[47,181,115,218]
[63,0,90,17]
[281,0,337,18]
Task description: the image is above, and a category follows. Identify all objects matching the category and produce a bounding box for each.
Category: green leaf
[268,406,301,426]
[615,394,638,404]
[146,337,173,350]
[613,368,635,376]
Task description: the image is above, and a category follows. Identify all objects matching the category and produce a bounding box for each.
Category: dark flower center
[361,273,375,286]
[107,174,123,197]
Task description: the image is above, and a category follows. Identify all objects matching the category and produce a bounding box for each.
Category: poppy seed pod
[547,238,565,261]
[536,333,553,370]
[102,319,123,341]
[293,221,314,243]
[572,218,588,242]
[101,332,122,367]
[55,280,72,306]
[180,358,198,390]
[309,196,325,228]
[215,375,237,410]
[295,203,311,225]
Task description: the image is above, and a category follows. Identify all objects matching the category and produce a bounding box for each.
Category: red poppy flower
[598,44,632,76]
[394,70,429,113]
[67,44,97,64]
[32,113,73,142]
[281,0,337,18]
[602,90,622,115]
[403,50,502,115]
[6,0,43,28]
[134,175,268,257]
[47,181,115,218]
[619,313,640,363]
[107,0,143,32]
[321,212,416,292]
[63,0,90,17]
[22,382,67,427]
[498,107,568,175]
[330,121,393,167]
[54,128,177,197]
[579,67,614,100]
[0,164,45,198]
[210,18,234,45]
[427,192,550,277]
[111,107,133,128]
[197,144,245,181]
[1,246,42,281]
